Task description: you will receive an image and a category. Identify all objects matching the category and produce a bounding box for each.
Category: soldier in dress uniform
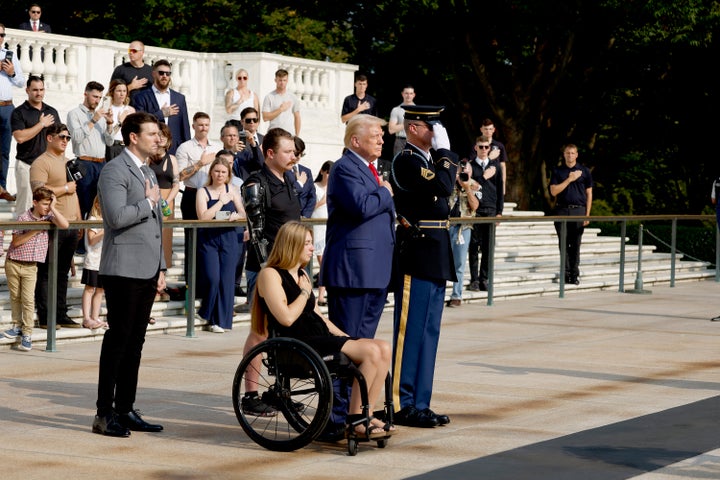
[390,105,457,428]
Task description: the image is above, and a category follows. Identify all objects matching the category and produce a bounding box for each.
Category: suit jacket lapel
[347,151,377,185]
[122,153,146,187]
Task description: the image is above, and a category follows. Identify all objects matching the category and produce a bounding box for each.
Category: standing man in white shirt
[388,84,416,156]
[0,24,25,198]
[262,69,301,136]
[131,59,190,154]
[176,112,219,282]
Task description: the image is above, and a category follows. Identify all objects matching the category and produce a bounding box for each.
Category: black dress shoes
[117,410,164,432]
[58,316,82,328]
[393,405,438,428]
[92,413,130,437]
[422,408,450,425]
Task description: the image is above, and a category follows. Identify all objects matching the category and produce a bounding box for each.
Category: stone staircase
[0,200,714,350]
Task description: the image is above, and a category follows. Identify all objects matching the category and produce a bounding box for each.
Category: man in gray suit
[92,112,166,437]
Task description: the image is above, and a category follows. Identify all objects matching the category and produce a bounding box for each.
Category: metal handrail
[2,214,715,351]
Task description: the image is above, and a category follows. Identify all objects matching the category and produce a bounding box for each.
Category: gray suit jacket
[98,149,165,279]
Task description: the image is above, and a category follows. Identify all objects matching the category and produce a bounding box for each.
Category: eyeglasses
[476,145,491,149]
[56,134,72,141]
[244,118,259,123]
[0,33,6,38]
[157,71,172,76]
[237,76,248,80]
[30,10,41,13]
[128,48,142,54]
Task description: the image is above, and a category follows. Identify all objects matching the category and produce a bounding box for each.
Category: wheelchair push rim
[232,337,333,452]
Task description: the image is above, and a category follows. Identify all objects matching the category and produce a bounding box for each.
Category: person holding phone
[195,153,246,333]
[67,81,115,221]
[1,25,26,196]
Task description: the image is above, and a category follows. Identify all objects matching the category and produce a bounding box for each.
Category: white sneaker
[210,325,224,333]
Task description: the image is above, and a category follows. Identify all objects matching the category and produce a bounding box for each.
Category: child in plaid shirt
[2,187,69,351]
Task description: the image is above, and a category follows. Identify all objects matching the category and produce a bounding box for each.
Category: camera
[66,159,84,182]
[459,160,469,182]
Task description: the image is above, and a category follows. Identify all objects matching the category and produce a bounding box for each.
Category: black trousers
[181,188,198,284]
[554,206,586,279]
[35,229,80,325]
[468,208,496,284]
[96,273,158,415]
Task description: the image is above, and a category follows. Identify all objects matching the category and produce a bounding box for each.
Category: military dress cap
[401,105,445,125]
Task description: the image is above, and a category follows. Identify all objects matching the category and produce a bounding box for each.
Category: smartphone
[238,131,247,142]
[4,51,13,62]
[215,210,231,220]
[100,96,110,111]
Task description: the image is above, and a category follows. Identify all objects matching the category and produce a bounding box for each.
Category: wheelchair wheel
[232,337,333,451]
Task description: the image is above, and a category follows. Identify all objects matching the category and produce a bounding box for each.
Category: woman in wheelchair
[251,221,396,438]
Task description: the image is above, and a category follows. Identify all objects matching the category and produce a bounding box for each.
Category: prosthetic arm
[241,182,269,265]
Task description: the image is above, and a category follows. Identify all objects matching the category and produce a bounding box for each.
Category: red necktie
[33,22,38,32]
[368,162,381,184]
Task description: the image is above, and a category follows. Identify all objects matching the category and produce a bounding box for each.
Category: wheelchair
[232,336,394,455]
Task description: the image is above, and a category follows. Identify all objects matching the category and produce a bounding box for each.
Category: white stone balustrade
[2,28,358,192]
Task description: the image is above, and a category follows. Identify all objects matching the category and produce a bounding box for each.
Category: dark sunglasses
[476,145,491,149]
[237,76,248,80]
[244,118,259,123]
[128,48,142,54]
[56,134,72,141]
[157,71,172,76]
[30,10,41,13]
[0,33,6,38]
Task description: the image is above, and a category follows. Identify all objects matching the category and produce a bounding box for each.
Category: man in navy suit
[319,114,396,437]
[18,4,51,32]
[130,59,190,154]
[290,136,316,218]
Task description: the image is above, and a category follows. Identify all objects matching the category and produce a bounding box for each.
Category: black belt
[558,204,585,209]
[184,186,198,192]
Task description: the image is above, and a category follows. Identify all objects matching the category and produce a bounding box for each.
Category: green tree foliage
[8,0,719,215]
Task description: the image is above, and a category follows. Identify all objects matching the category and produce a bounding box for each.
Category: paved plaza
[1,280,718,479]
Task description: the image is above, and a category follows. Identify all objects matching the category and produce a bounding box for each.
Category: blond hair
[251,221,313,336]
[343,114,388,149]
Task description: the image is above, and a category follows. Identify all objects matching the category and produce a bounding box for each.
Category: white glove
[431,123,450,150]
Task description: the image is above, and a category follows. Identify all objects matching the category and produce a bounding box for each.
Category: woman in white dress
[105,79,135,161]
[311,161,333,306]
[225,68,260,124]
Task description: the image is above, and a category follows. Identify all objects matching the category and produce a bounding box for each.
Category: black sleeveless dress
[260,267,351,356]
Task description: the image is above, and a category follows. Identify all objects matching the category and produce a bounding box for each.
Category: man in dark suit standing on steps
[18,4,51,33]
[131,59,190,154]
[92,112,166,437]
